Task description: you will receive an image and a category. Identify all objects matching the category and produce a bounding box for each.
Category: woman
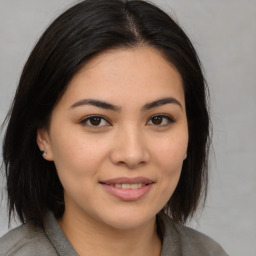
[0,0,228,255]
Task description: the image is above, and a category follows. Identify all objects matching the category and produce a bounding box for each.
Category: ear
[37,128,54,161]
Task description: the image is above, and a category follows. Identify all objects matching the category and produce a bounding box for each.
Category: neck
[58,208,162,256]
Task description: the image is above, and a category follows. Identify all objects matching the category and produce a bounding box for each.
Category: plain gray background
[0,1,255,255]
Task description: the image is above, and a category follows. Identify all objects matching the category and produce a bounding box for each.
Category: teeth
[114,183,143,189]
[122,184,130,189]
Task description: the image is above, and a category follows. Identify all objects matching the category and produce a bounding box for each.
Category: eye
[80,115,111,127]
[147,115,174,126]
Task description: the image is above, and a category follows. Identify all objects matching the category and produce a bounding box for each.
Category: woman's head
[36,46,189,230]
[2,0,210,226]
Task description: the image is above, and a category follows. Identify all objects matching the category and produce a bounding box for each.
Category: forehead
[57,46,184,109]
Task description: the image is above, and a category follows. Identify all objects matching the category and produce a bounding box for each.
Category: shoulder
[175,223,228,255]
[0,223,57,256]
[159,213,229,256]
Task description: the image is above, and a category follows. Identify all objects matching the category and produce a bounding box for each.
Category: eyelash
[147,114,175,126]
[80,114,175,128]
[80,115,111,127]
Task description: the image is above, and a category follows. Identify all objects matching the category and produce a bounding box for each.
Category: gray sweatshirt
[0,211,228,256]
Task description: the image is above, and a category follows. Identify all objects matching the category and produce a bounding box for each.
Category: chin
[99,210,157,230]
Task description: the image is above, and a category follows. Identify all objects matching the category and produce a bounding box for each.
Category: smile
[100,177,154,201]
[109,183,144,189]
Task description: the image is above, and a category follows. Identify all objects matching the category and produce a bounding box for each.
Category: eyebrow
[70,97,182,111]
[70,99,121,111]
[142,97,182,111]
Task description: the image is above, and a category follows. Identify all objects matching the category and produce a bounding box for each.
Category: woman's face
[38,46,188,229]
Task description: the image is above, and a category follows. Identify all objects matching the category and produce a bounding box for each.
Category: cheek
[49,131,108,184]
[153,131,188,190]
[155,133,188,167]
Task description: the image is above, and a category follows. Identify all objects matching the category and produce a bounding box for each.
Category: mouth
[99,177,155,201]
[107,183,146,189]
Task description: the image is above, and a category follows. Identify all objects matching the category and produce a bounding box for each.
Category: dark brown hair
[2,0,210,226]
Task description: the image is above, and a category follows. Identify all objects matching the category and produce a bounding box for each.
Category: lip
[100,176,154,185]
[99,176,155,201]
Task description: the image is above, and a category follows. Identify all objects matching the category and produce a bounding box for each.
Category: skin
[37,46,188,256]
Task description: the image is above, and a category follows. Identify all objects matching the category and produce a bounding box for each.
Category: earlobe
[37,129,54,161]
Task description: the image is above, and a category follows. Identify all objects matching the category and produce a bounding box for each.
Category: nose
[109,126,150,169]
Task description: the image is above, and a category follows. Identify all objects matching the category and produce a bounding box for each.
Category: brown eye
[147,115,174,126]
[80,115,110,127]
[151,116,163,125]
[89,116,101,126]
